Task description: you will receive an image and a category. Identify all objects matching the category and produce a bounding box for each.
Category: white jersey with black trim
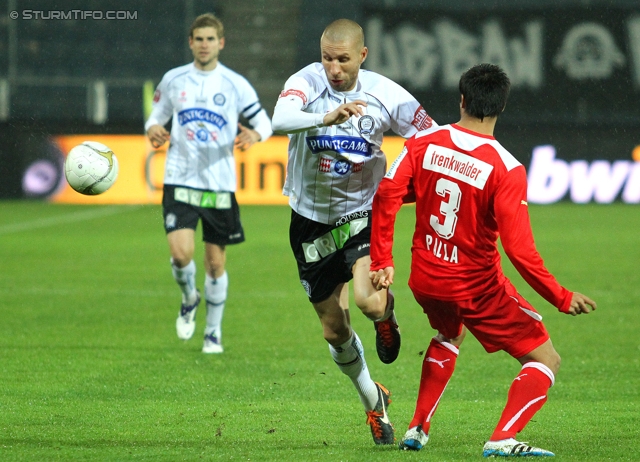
[145,62,272,192]
[274,62,435,225]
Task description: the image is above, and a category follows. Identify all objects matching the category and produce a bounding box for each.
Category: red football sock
[490,362,555,441]
[409,338,458,433]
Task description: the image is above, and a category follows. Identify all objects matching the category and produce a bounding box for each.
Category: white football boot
[176,290,200,340]
[399,425,429,451]
[483,438,555,457]
[202,332,223,354]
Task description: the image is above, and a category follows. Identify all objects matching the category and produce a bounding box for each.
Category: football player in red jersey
[370,63,596,457]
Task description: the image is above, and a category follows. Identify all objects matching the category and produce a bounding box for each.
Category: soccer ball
[64,141,119,195]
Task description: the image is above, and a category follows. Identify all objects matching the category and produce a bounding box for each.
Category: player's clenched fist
[147,124,170,148]
[323,100,368,126]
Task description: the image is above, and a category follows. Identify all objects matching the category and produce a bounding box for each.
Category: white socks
[329,331,379,410]
[204,271,228,337]
[171,259,197,304]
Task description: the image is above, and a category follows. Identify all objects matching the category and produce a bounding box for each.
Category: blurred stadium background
[1,0,639,203]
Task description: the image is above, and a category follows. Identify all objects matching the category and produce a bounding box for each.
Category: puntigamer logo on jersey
[177,108,227,129]
[306,135,372,157]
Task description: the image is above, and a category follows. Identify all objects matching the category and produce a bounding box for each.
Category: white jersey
[273,62,436,224]
[145,62,272,192]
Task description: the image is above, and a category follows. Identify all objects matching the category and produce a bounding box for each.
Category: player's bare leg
[517,338,561,374]
[204,242,226,279]
[353,256,400,364]
[484,339,560,457]
[202,243,227,353]
[313,284,394,444]
[168,229,200,340]
[167,228,196,268]
[313,283,351,345]
[352,257,387,319]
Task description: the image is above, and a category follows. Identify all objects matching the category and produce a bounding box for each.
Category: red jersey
[370,124,572,312]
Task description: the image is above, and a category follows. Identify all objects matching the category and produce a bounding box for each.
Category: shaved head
[321,19,364,49]
[320,19,367,91]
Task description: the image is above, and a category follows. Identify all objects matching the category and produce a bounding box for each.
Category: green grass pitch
[0,201,638,461]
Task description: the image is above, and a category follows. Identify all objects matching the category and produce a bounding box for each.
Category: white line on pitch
[0,205,142,235]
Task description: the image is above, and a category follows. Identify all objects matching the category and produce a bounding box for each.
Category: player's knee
[317,314,350,345]
[435,328,466,347]
[527,347,561,375]
[323,325,350,346]
[168,237,195,265]
[171,254,192,268]
[205,261,224,277]
[205,246,226,275]
[549,351,561,374]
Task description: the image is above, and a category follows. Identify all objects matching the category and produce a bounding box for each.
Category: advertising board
[45,134,639,205]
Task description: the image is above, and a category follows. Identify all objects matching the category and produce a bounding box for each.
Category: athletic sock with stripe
[171,259,197,304]
[490,362,555,441]
[204,271,227,337]
[329,331,379,411]
[409,337,458,433]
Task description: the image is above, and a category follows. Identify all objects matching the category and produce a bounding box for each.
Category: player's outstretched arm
[322,100,368,126]
[564,292,597,316]
[369,267,395,291]
[147,124,170,148]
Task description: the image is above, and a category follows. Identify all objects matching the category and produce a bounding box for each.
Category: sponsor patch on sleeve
[385,147,408,179]
[153,89,161,103]
[411,105,433,131]
[279,89,307,105]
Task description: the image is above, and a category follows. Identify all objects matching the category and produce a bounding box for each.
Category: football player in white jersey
[145,13,272,354]
[272,19,436,445]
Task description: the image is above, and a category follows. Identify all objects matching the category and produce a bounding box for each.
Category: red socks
[490,362,555,441]
[409,338,458,432]
[408,343,555,441]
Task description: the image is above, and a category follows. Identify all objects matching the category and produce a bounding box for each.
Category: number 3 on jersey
[429,178,461,239]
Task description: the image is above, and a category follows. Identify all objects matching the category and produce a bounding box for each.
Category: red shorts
[411,280,549,358]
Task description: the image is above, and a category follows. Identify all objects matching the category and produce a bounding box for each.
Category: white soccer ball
[64,141,119,195]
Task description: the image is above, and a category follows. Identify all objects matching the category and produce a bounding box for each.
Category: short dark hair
[459,64,510,121]
[190,13,224,38]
